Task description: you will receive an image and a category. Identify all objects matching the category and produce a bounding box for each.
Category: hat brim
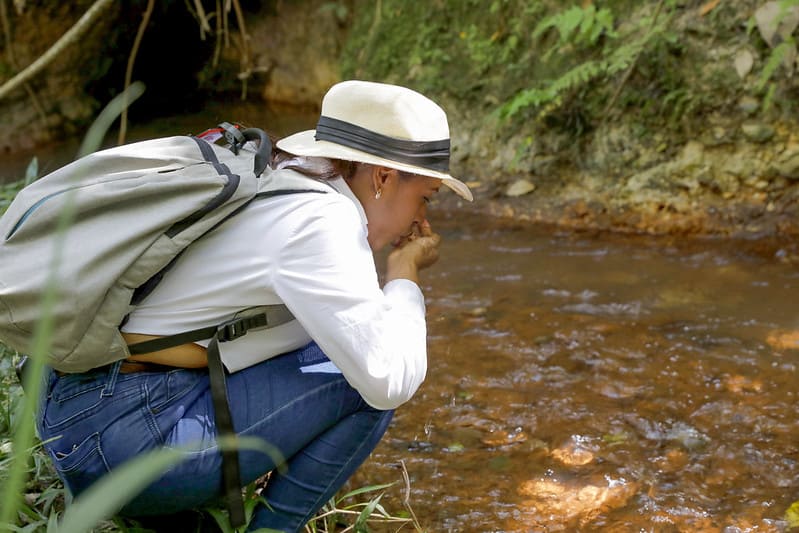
[276,130,473,202]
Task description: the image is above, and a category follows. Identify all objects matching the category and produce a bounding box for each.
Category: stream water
[3,105,798,532]
[356,212,799,532]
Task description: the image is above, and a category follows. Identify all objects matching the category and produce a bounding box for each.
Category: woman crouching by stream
[35,80,473,531]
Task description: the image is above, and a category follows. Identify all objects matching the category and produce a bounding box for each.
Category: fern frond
[549,60,605,95]
[604,38,645,76]
[499,59,606,120]
[532,5,616,48]
[578,5,598,42]
[498,86,558,119]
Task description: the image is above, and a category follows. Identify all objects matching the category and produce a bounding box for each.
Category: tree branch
[0,0,114,101]
[0,0,46,121]
[117,0,155,145]
[231,0,251,100]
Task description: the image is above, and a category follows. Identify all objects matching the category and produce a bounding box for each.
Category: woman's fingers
[419,219,433,237]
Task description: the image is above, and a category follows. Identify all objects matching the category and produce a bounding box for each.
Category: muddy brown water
[4,107,799,531]
[353,211,799,533]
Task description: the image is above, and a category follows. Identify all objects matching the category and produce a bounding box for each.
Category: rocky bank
[1,0,798,242]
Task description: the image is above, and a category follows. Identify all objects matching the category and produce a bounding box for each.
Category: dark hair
[271,141,358,181]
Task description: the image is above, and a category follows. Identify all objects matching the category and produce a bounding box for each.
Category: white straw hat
[276,80,473,201]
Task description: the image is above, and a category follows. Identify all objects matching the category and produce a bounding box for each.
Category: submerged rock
[517,476,639,528]
[766,329,799,351]
[550,435,597,466]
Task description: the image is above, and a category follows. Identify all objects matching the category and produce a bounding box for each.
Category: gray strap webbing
[207,334,244,527]
[126,304,295,354]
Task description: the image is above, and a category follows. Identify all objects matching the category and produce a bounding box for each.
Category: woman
[36,80,473,532]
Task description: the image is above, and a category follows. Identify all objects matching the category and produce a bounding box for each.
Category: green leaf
[558,6,584,43]
[762,82,777,112]
[77,81,146,158]
[757,39,793,91]
[578,5,596,41]
[24,157,38,185]
[354,494,382,532]
[446,442,465,452]
[206,507,236,533]
[785,499,799,527]
[338,482,395,502]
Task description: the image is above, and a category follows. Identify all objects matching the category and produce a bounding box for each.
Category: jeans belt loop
[101,360,122,397]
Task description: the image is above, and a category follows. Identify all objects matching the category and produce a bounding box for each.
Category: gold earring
[375,189,382,200]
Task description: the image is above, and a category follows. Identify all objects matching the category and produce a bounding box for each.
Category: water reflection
[354,211,799,532]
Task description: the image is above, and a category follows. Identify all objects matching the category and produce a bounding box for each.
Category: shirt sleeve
[271,196,428,410]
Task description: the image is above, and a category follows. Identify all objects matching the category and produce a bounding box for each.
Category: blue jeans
[36,342,394,532]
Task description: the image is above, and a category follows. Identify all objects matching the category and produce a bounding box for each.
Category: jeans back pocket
[50,432,111,497]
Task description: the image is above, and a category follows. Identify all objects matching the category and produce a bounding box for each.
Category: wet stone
[741,122,775,143]
[505,179,536,197]
[517,477,639,528]
[550,435,597,466]
[766,329,799,351]
[774,146,799,179]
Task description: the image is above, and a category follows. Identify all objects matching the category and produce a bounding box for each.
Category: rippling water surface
[355,210,799,533]
[5,107,798,532]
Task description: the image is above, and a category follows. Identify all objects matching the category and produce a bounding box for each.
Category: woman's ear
[372,166,399,198]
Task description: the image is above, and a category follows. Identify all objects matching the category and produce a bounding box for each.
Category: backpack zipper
[6,188,74,240]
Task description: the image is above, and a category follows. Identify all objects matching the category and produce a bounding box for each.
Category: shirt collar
[327,177,368,227]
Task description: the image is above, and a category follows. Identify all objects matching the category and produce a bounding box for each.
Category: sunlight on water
[6,111,796,531]
[354,213,799,532]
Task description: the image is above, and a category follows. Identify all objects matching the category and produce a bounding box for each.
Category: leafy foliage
[532,4,617,53]
[344,0,799,149]
[498,2,675,124]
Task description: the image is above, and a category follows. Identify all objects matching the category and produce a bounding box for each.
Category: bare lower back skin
[122,332,208,368]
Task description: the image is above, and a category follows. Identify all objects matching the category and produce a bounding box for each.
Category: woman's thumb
[419,219,433,236]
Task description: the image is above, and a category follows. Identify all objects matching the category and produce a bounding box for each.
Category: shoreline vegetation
[1,1,799,240]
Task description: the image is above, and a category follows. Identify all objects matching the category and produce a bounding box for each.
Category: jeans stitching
[237,377,356,439]
[148,369,205,411]
[141,380,165,445]
[294,409,392,527]
[43,386,141,431]
[101,361,121,397]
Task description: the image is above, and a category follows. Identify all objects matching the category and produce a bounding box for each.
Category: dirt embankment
[1,1,798,243]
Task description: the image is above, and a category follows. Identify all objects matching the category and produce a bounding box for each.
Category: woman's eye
[423,197,431,204]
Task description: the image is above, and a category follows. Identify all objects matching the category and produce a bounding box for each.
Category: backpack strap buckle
[217,122,272,177]
[217,313,268,342]
[219,122,246,154]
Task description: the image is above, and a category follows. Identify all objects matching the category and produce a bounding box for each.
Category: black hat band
[314,116,450,172]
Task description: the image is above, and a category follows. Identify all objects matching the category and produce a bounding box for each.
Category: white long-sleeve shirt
[121,172,427,410]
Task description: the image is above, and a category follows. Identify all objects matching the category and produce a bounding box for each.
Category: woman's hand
[385,219,441,284]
